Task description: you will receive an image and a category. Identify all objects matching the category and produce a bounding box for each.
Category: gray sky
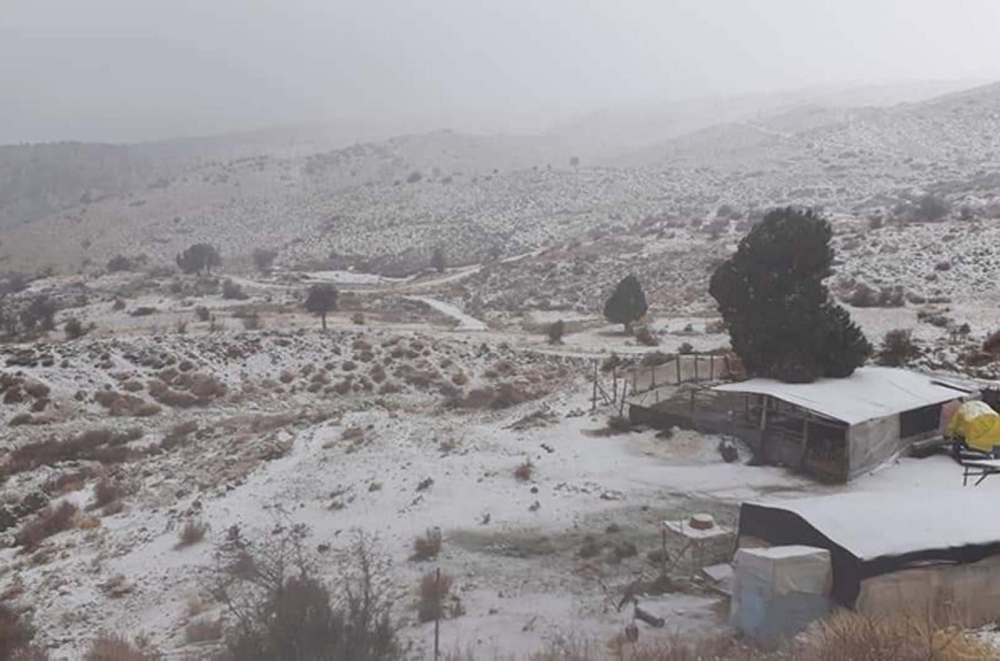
[3,0,1000,144]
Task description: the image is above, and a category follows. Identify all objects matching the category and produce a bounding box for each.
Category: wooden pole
[660,526,668,578]
[613,364,618,404]
[676,353,681,385]
[694,353,699,382]
[709,355,714,381]
[434,568,441,660]
[592,360,598,411]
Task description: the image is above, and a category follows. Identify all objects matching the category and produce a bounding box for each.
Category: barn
[712,367,971,481]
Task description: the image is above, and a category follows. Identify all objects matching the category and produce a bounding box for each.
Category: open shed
[713,367,970,481]
[736,490,1000,626]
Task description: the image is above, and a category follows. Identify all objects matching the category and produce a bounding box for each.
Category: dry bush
[4,428,143,478]
[92,476,134,511]
[546,320,565,345]
[43,467,98,496]
[878,329,919,367]
[94,391,160,417]
[212,526,399,661]
[0,603,38,661]
[82,632,163,661]
[15,501,78,551]
[514,458,534,481]
[176,520,209,549]
[417,571,459,623]
[160,420,198,451]
[984,329,1000,355]
[634,326,660,347]
[606,415,633,434]
[184,619,223,644]
[804,610,995,661]
[411,528,442,561]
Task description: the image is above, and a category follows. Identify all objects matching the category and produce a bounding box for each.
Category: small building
[712,367,970,481]
[735,490,1000,627]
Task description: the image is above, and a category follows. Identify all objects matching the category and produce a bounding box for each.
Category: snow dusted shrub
[82,632,163,661]
[984,329,1000,355]
[417,571,462,623]
[15,501,79,551]
[184,619,222,644]
[546,319,565,345]
[213,526,400,661]
[176,520,208,549]
[634,325,660,347]
[606,415,633,434]
[411,528,442,561]
[514,458,534,481]
[878,329,919,367]
[0,604,41,661]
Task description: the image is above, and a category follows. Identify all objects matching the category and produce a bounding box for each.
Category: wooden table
[962,459,1000,486]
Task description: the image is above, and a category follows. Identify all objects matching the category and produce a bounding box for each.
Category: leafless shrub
[15,501,79,551]
[176,520,209,549]
[634,325,660,347]
[546,320,565,345]
[411,528,442,561]
[3,428,144,479]
[184,619,223,644]
[806,609,994,661]
[0,603,40,661]
[606,415,633,434]
[211,524,399,661]
[241,311,263,330]
[81,632,163,661]
[514,458,534,481]
[43,467,98,496]
[94,390,161,417]
[91,476,135,511]
[417,571,461,623]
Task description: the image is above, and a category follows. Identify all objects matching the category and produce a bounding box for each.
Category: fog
[3,0,1000,144]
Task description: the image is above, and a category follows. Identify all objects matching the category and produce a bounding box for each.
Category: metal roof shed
[737,490,1000,624]
[713,367,969,479]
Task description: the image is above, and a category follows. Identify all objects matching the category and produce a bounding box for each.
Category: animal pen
[593,352,738,412]
[628,366,972,482]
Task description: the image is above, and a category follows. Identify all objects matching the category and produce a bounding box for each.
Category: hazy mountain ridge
[2,81,1000,275]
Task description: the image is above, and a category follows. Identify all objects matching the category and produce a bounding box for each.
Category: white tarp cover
[755,490,1000,562]
[848,414,901,477]
[730,545,832,644]
[713,367,964,425]
[734,545,832,595]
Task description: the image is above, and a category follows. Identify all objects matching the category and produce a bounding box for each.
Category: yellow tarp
[946,400,1000,453]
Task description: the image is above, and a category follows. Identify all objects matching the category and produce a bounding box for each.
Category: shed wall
[857,554,1000,628]
[848,414,901,478]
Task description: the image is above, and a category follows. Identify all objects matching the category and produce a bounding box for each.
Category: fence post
[434,567,441,660]
[676,353,681,385]
[591,360,598,411]
[709,355,715,381]
[694,353,699,382]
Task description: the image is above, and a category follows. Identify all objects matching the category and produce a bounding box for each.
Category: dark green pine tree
[603,274,648,334]
[709,207,871,383]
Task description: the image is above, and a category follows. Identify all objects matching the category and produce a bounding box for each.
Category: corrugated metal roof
[713,367,967,425]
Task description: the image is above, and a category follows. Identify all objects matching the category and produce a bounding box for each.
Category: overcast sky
[3,0,1000,144]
